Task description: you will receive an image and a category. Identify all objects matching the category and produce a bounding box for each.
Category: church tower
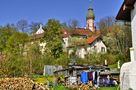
[86,6,95,32]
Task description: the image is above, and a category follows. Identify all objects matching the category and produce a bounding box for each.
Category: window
[101,47,105,52]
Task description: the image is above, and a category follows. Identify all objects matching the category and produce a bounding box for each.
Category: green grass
[31,74,55,84]
[98,86,119,90]
[52,85,69,90]
[108,64,117,69]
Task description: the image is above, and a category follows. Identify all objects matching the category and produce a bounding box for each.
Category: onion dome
[86,6,95,20]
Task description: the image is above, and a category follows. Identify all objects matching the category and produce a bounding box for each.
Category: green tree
[0,25,16,54]
[44,19,63,58]
[6,32,29,56]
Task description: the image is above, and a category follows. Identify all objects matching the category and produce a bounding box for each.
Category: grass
[52,85,69,90]
[52,86,119,90]
[108,64,117,69]
[98,86,119,90]
[31,74,55,84]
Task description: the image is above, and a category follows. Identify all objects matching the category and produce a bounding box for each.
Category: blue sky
[0,0,123,27]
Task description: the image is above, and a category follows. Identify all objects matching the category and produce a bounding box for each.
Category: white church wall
[120,61,136,90]
[89,40,107,53]
[131,2,136,60]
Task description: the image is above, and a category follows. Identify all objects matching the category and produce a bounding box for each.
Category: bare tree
[29,22,42,34]
[68,19,80,29]
[97,16,115,30]
[16,19,28,32]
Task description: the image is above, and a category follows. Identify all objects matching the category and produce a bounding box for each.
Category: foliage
[102,25,131,62]
[6,32,29,56]
[69,37,87,47]
[53,53,70,66]
[97,16,131,63]
[77,53,120,66]
[0,25,16,54]
[44,19,63,58]
[0,19,67,77]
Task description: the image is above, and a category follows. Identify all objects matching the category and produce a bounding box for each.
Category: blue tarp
[80,72,89,84]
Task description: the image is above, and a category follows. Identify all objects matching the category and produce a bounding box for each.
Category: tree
[0,25,16,54]
[27,42,42,74]
[6,32,29,56]
[68,19,80,29]
[62,19,80,29]
[97,16,115,30]
[102,25,132,62]
[29,22,42,34]
[44,19,63,58]
[16,19,28,32]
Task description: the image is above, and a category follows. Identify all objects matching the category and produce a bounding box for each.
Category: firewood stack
[79,81,96,90]
[0,77,49,90]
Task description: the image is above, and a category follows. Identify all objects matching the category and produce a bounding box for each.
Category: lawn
[31,74,55,84]
[98,86,119,90]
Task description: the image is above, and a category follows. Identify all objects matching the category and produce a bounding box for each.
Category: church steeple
[86,6,95,20]
[86,5,95,32]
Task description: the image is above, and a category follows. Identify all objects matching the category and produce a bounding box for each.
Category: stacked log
[0,77,49,90]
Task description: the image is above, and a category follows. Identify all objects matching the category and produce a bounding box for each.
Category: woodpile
[79,81,96,90]
[0,77,49,90]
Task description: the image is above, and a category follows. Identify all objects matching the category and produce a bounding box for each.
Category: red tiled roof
[62,28,92,37]
[87,35,100,44]
[71,28,91,36]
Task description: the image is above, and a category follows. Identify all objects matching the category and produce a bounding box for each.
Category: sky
[0,0,124,27]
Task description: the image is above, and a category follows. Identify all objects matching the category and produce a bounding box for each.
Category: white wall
[131,2,136,60]
[120,2,136,90]
[71,39,107,59]
[120,61,136,90]
[89,40,107,53]
[63,37,69,48]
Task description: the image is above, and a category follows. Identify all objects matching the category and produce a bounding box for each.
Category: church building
[63,5,107,59]
[32,5,107,59]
